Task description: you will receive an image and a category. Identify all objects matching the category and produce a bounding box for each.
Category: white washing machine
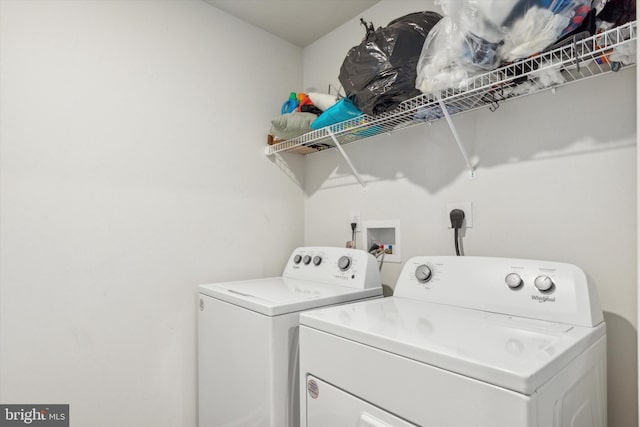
[198,246,382,427]
[299,256,606,427]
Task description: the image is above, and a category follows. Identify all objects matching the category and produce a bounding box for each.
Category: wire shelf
[265,21,636,156]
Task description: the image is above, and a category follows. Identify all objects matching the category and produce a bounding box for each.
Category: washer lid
[300,297,605,395]
[199,277,382,316]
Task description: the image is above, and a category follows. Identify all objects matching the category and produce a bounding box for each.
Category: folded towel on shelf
[270,112,317,140]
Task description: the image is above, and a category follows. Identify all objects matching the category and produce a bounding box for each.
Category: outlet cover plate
[350,211,360,231]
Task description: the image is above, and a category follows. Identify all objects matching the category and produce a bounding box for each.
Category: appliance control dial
[534,275,554,292]
[313,256,322,266]
[303,255,312,265]
[505,273,523,289]
[338,256,352,271]
[415,264,432,283]
[293,255,302,264]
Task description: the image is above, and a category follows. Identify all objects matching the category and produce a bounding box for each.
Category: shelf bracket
[327,129,367,189]
[437,94,476,178]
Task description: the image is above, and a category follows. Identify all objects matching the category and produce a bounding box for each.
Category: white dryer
[299,256,606,427]
[198,247,382,427]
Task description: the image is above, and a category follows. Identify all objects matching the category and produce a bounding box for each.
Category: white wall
[0,1,303,426]
[303,1,638,426]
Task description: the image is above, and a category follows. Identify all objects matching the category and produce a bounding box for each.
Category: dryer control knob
[338,256,352,271]
[293,255,302,264]
[303,255,312,265]
[313,256,322,266]
[505,273,523,289]
[534,275,554,292]
[415,265,432,283]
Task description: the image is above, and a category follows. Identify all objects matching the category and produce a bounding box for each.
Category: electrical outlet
[350,211,360,231]
[446,202,473,228]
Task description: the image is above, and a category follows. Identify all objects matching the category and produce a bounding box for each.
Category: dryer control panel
[283,247,381,290]
[394,256,603,327]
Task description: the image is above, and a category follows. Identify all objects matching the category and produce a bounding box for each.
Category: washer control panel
[395,256,603,327]
[284,247,381,290]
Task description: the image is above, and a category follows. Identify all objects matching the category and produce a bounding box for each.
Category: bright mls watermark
[0,405,68,426]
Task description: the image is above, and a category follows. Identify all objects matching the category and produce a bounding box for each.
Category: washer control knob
[293,255,302,264]
[338,256,352,271]
[505,273,523,289]
[313,256,322,266]
[534,275,554,292]
[303,255,312,265]
[415,265,432,283]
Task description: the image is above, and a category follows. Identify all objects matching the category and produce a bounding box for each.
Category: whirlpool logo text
[531,295,556,303]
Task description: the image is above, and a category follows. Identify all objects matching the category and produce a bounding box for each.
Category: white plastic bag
[416,0,593,95]
[415,13,502,94]
[500,7,570,61]
[416,17,469,93]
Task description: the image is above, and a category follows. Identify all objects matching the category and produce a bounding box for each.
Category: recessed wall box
[363,220,401,263]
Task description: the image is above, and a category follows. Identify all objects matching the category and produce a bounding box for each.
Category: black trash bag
[339,11,442,116]
[598,0,636,26]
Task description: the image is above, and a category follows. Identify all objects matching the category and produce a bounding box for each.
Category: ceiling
[203,0,382,47]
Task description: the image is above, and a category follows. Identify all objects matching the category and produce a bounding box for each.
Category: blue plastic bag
[310,98,363,130]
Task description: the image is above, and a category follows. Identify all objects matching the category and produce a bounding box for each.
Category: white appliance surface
[198,246,382,427]
[299,256,607,427]
[200,277,381,316]
[305,375,417,427]
[301,296,604,395]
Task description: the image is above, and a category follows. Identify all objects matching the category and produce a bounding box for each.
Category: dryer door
[305,376,417,427]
